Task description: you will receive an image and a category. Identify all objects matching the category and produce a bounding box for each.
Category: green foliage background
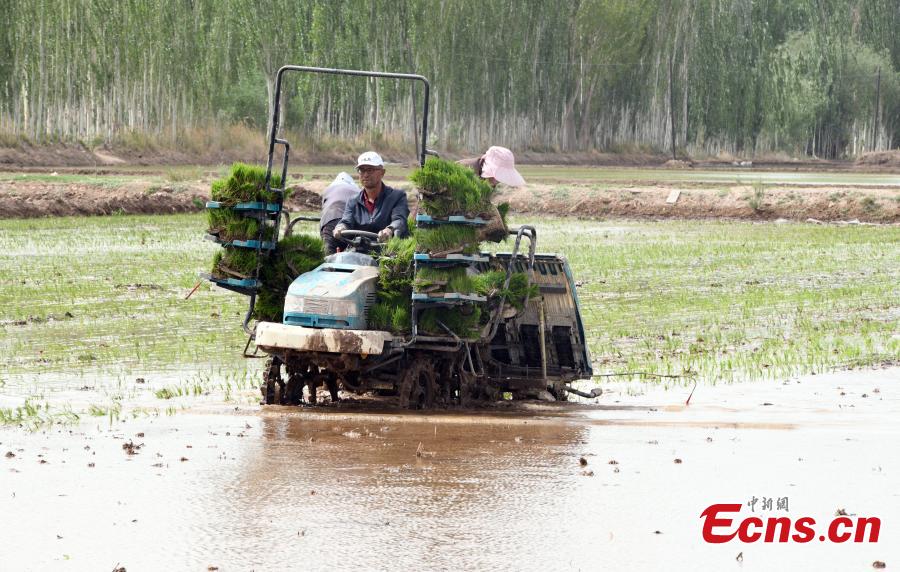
[1,0,897,158]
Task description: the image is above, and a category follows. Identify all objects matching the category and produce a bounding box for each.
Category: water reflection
[210,412,587,570]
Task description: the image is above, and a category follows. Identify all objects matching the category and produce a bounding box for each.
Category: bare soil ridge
[494,183,900,223]
[0,149,897,220]
[1,174,897,222]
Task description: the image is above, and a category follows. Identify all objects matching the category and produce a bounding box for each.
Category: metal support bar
[286,215,320,237]
[265,65,431,172]
[564,386,603,399]
[242,292,256,336]
[487,225,537,341]
[255,65,433,334]
[538,299,547,382]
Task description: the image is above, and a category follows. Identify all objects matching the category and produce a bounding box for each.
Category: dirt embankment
[495,183,900,223]
[1,176,897,222]
[0,180,322,218]
[0,147,898,221]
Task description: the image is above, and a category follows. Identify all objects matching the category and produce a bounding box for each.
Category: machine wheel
[398,358,437,409]
[284,362,313,405]
[261,357,284,405]
[457,368,475,407]
[325,373,341,403]
[549,383,569,402]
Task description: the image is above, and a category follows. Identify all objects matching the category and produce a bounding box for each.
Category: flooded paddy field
[1,207,898,569]
[1,213,896,386]
[1,368,898,570]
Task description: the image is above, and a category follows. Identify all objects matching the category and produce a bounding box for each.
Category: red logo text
[701,503,880,544]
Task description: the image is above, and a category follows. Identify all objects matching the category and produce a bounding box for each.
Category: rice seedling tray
[411,292,487,304]
[204,234,276,251]
[200,273,260,296]
[206,201,282,214]
[413,253,488,264]
[415,214,487,226]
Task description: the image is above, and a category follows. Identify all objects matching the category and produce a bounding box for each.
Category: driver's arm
[386,192,410,238]
[334,199,357,239]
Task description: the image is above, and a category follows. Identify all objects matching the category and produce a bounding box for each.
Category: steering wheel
[340,229,381,250]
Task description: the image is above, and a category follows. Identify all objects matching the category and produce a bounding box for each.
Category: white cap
[332,171,357,188]
[356,151,384,168]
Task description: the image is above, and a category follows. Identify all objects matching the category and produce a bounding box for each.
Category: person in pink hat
[456,146,524,242]
[457,146,526,188]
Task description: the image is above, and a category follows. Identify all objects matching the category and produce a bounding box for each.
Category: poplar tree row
[1,0,897,158]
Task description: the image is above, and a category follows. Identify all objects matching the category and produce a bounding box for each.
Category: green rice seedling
[472,270,539,309]
[253,287,286,322]
[274,234,325,279]
[366,302,393,330]
[391,305,411,332]
[155,387,176,400]
[414,225,479,255]
[497,202,510,224]
[210,178,227,198]
[210,162,286,205]
[206,207,230,235]
[472,270,506,296]
[213,247,259,278]
[419,306,482,338]
[223,218,275,242]
[413,266,474,294]
[87,403,108,416]
[378,237,416,292]
[0,399,79,429]
[410,157,494,217]
[363,237,418,332]
[253,234,325,321]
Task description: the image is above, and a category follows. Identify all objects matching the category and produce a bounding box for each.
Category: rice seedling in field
[0,399,80,428]
[0,212,896,395]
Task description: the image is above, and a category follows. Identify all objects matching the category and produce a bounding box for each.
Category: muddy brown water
[1,367,898,571]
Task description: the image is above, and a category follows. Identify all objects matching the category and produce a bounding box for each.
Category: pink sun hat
[481,146,526,187]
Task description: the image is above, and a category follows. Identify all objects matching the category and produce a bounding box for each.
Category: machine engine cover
[283,263,379,329]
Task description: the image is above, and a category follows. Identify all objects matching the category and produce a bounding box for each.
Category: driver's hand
[377,227,394,242]
[333,224,347,240]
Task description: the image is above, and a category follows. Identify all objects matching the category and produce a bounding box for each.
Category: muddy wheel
[284,362,312,406]
[398,358,437,409]
[435,359,455,406]
[325,374,340,403]
[306,378,320,404]
[339,371,363,395]
[261,357,284,405]
[458,369,475,407]
[549,383,569,402]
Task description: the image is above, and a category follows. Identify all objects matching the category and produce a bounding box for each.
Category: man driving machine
[333,151,409,245]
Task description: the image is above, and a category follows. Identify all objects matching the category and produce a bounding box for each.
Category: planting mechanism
[207,66,597,407]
